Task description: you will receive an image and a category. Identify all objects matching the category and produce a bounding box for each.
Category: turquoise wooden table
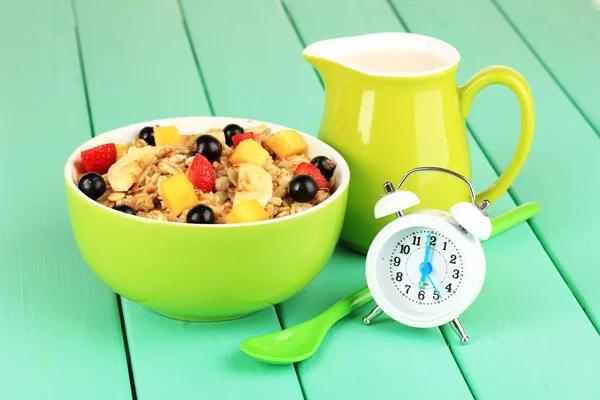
[1,0,599,398]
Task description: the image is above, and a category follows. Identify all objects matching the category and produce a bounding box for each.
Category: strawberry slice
[185,154,215,193]
[232,132,260,148]
[74,158,87,174]
[295,162,328,189]
[80,143,117,174]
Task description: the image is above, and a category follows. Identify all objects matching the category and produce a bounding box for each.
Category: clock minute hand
[419,234,432,290]
[423,234,432,263]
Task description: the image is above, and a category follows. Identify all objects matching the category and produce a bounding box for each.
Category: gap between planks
[279,0,474,397]
[486,0,600,330]
[488,0,600,332]
[69,0,137,397]
[384,0,599,335]
[176,3,307,396]
[69,0,309,396]
[274,304,308,400]
[173,0,216,116]
[490,0,600,140]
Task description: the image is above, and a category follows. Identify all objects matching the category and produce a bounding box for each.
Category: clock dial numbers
[388,229,464,306]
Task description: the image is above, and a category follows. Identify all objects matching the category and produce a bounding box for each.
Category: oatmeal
[75,123,337,224]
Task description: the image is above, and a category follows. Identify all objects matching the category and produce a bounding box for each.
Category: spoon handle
[489,202,540,238]
[322,286,373,326]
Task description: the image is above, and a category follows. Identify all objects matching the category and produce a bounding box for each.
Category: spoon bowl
[241,317,331,364]
[241,286,374,364]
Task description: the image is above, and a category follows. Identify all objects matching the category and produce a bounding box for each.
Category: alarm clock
[363,166,492,343]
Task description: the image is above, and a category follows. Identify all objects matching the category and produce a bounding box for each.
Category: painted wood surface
[1,0,599,398]
[286,0,600,398]
[391,0,600,330]
[71,0,303,398]
[493,0,600,135]
[0,0,132,398]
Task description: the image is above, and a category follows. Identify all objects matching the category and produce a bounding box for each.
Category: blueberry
[138,126,155,146]
[289,174,318,203]
[310,155,336,180]
[223,123,244,147]
[78,172,106,200]
[186,204,215,224]
[195,134,222,163]
[113,204,135,215]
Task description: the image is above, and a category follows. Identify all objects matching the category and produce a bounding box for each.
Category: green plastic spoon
[241,202,540,364]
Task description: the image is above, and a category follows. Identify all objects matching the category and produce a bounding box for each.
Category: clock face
[372,224,474,325]
[385,228,463,308]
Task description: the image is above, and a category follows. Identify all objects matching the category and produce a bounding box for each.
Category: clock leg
[362,305,383,325]
[450,318,470,344]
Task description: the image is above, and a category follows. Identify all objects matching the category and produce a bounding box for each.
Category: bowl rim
[64,115,350,228]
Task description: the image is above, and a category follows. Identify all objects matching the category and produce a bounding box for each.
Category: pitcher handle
[459,66,534,205]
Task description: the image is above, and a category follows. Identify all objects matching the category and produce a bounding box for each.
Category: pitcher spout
[302,35,359,76]
[301,47,342,80]
[303,32,460,78]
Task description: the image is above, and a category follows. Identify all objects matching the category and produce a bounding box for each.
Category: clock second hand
[428,275,443,300]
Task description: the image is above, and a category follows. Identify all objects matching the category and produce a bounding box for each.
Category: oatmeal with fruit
[75,123,337,224]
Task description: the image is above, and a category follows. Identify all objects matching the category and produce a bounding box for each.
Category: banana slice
[106,146,156,191]
[234,163,273,207]
[180,130,226,146]
[206,129,226,145]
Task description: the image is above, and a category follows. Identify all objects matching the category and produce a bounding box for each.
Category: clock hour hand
[419,270,428,290]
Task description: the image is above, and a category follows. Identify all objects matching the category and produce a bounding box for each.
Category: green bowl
[64,116,350,321]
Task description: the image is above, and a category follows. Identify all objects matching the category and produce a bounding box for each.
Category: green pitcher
[303,32,534,255]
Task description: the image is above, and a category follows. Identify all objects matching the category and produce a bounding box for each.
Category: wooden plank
[121,304,304,400]
[493,0,600,135]
[390,0,600,328]
[72,0,211,134]
[0,0,132,398]
[387,0,600,397]
[180,0,324,135]
[180,0,472,398]
[72,0,303,398]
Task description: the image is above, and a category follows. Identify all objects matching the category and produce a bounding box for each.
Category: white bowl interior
[65,116,350,227]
